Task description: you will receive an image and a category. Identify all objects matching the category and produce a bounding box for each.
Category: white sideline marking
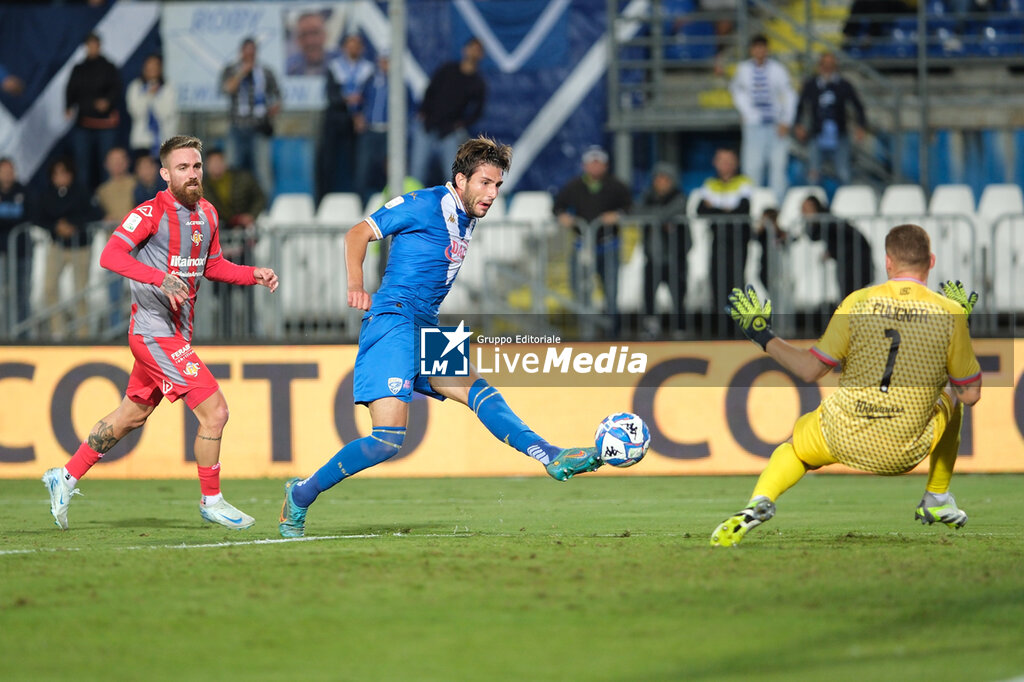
[0,531,655,557]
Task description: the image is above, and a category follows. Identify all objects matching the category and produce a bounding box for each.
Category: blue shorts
[352,311,447,405]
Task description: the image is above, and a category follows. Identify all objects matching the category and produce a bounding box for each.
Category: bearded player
[42,135,279,531]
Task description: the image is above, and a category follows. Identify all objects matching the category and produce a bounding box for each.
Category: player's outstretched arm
[345,221,377,311]
[727,284,830,383]
[253,267,278,292]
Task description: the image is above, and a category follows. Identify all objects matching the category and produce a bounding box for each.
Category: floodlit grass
[2,474,1023,681]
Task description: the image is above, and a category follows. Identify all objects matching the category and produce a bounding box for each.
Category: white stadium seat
[831,185,878,218]
[749,186,778,219]
[265,193,316,227]
[929,184,975,216]
[508,191,555,235]
[316,192,364,226]
[878,184,927,217]
[364,192,385,215]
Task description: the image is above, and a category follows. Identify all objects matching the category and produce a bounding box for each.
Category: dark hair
[885,223,931,269]
[464,37,483,50]
[802,195,827,213]
[50,156,75,178]
[750,34,768,47]
[451,135,512,183]
[159,135,203,167]
[0,156,12,167]
[241,36,256,49]
[85,32,100,45]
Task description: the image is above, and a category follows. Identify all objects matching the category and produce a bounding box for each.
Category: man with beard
[41,135,279,532]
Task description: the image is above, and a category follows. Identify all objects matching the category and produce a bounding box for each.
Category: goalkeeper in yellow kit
[711,223,983,547]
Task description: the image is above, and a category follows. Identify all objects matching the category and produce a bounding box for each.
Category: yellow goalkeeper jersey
[809,278,981,474]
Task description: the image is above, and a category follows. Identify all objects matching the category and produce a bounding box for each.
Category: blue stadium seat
[968,18,1024,56]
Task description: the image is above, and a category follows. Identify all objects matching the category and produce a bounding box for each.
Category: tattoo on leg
[88,420,119,454]
[197,434,222,442]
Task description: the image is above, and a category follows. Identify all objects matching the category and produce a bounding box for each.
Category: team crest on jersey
[138,206,153,217]
[445,236,468,264]
[387,377,403,395]
[183,362,200,378]
[191,231,203,246]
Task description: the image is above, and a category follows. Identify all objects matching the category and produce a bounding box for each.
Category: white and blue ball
[594,412,650,467]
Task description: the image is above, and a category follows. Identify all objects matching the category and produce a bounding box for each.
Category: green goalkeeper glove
[726,284,776,350]
[941,280,979,318]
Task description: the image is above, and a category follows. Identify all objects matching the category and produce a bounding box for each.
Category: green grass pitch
[2,474,1024,681]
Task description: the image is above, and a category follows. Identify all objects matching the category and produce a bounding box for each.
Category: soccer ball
[594,412,650,467]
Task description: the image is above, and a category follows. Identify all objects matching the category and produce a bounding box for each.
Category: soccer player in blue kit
[279,136,601,538]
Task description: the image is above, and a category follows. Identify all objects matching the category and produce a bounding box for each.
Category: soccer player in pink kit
[42,135,279,530]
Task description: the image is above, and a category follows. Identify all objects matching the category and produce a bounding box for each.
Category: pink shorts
[126,334,219,410]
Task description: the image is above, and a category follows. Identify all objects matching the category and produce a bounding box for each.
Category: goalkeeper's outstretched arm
[764,337,832,383]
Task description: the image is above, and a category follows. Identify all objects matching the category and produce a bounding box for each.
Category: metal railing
[3,209,1018,343]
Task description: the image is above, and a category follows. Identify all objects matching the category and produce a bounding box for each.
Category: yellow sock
[926,403,963,494]
[751,442,809,502]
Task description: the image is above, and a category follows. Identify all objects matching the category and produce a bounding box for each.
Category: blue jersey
[365,183,476,322]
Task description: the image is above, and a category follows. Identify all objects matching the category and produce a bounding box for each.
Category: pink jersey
[104,189,254,340]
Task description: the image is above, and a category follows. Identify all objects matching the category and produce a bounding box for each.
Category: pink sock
[66,443,103,480]
[197,462,221,497]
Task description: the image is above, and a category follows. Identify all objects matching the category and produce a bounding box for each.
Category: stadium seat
[316,192,364,227]
[364,192,385,215]
[978,183,1024,222]
[778,185,827,232]
[929,184,976,216]
[831,185,878,219]
[265,193,316,227]
[990,214,1024,311]
[508,190,556,237]
[749,186,778,219]
[879,184,927,217]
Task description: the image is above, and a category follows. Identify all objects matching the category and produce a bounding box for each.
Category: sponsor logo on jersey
[161,379,174,395]
[186,220,204,226]
[387,377,403,395]
[183,362,200,377]
[122,213,142,233]
[170,255,206,268]
[385,196,404,209]
[138,206,153,217]
[445,236,468,264]
[191,230,203,246]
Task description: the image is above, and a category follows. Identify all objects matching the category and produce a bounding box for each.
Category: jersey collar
[445,182,466,214]
[891,276,927,286]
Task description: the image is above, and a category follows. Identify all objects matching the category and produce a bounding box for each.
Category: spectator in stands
[95,147,137,224]
[0,62,25,96]
[65,32,122,191]
[843,1,915,50]
[286,10,340,76]
[637,162,689,337]
[36,157,100,339]
[802,195,874,298]
[554,145,632,337]
[202,148,265,337]
[126,54,178,160]
[132,154,162,205]
[318,34,374,199]
[793,52,867,186]
[354,51,395,203]
[220,37,282,195]
[753,206,786,292]
[410,37,487,187]
[729,34,796,201]
[696,147,753,322]
[0,157,32,333]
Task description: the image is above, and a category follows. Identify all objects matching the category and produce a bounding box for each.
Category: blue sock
[468,378,560,464]
[292,427,406,508]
